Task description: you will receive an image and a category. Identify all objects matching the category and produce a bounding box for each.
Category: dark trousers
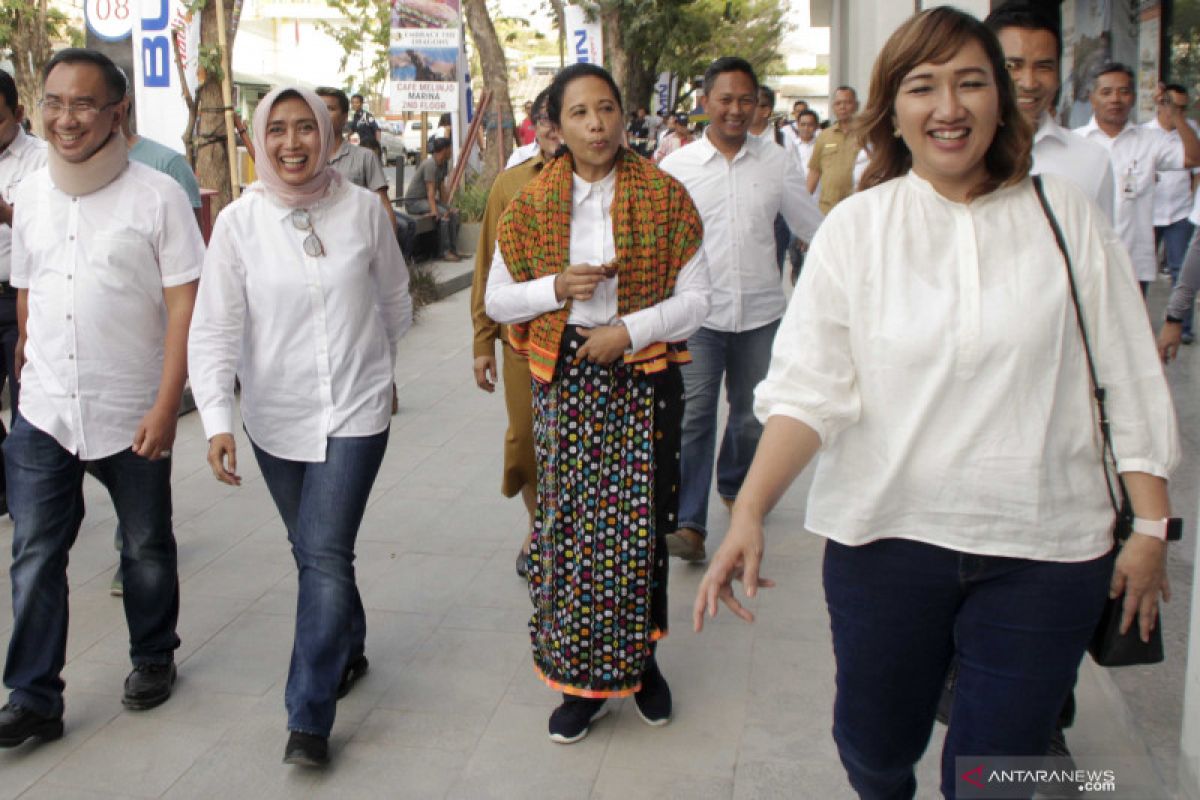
[0,291,20,498]
[251,431,388,738]
[404,200,459,258]
[823,538,1111,799]
[3,414,179,718]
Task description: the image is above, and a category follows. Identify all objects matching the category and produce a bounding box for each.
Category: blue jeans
[3,413,179,718]
[251,431,388,738]
[823,538,1112,800]
[678,320,779,537]
[1158,218,1195,334]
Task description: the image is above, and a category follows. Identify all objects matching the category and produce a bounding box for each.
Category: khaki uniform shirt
[809,124,861,214]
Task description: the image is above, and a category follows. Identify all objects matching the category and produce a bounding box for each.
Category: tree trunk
[462,0,514,185]
[195,0,238,216]
[546,0,566,68]
[601,7,628,100]
[11,0,52,136]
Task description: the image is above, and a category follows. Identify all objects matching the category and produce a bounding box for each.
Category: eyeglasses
[38,98,120,121]
[290,209,325,257]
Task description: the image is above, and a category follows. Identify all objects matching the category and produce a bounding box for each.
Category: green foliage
[657,0,789,85]
[0,0,82,56]
[315,0,391,98]
[452,176,490,223]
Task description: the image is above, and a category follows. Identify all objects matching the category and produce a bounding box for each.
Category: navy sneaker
[548,696,608,744]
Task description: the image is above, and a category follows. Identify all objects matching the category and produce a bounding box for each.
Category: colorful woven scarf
[496,148,705,383]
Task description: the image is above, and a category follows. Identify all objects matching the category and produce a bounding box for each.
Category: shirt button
[66,314,72,319]
[68,235,74,240]
[66,275,72,280]
[68,354,74,359]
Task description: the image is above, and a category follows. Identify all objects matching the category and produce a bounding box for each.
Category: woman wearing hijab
[485,63,710,744]
[188,86,412,767]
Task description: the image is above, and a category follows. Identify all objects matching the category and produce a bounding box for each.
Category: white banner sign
[131,0,198,152]
[389,0,462,114]
[564,4,603,66]
[651,72,675,117]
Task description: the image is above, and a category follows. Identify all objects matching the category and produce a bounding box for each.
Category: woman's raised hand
[554,263,610,302]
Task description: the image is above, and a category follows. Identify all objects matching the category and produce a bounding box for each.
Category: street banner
[564,4,602,66]
[130,0,199,151]
[651,72,676,117]
[389,0,462,114]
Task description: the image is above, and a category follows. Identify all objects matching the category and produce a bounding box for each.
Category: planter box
[458,221,482,255]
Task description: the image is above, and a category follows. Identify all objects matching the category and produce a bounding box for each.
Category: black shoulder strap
[1031,175,1129,528]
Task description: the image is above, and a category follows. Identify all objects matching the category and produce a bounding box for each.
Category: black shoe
[634,657,672,726]
[0,703,63,748]
[516,548,531,579]
[547,696,608,744]
[337,655,369,700]
[283,730,329,767]
[122,662,176,710]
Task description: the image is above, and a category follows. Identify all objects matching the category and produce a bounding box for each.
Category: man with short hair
[652,112,692,163]
[985,3,1114,219]
[780,99,809,148]
[348,93,380,151]
[403,137,461,261]
[470,87,560,577]
[316,86,398,232]
[787,108,821,283]
[0,68,46,517]
[1146,83,1198,337]
[0,48,203,748]
[660,56,822,563]
[806,86,861,214]
[748,85,779,144]
[1075,63,1200,293]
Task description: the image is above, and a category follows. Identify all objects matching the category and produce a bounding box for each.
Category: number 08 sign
[86,0,134,41]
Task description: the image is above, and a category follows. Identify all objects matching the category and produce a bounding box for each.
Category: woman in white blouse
[694,9,1178,798]
[485,63,709,744]
[188,86,411,768]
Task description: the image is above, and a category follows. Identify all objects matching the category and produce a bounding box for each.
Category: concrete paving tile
[304,742,464,799]
[177,611,293,696]
[453,547,545,610]
[591,766,735,800]
[0,692,120,800]
[359,552,488,614]
[49,715,224,798]
[601,693,746,779]
[447,754,595,800]
[160,739,316,800]
[469,698,615,776]
[442,604,532,635]
[732,759,856,800]
[181,535,296,602]
[378,660,515,718]
[14,782,142,800]
[350,707,490,754]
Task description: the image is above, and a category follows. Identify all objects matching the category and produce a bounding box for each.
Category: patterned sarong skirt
[527,326,682,698]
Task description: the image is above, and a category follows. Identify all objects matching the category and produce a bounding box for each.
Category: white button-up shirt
[505,141,540,170]
[757,172,1178,562]
[1144,117,1199,226]
[1032,114,1114,222]
[0,128,47,281]
[484,166,710,351]
[189,180,412,462]
[1075,117,1186,281]
[11,162,204,458]
[659,131,822,332]
[791,138,816,180]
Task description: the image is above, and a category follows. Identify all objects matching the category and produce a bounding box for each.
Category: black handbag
[1031,175,1164,667]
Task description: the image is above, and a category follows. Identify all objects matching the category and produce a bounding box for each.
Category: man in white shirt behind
[986,3,1114,222]
[1145,83,1199,338]
[0,49,203,749]
[0,69,46,516]
[659,56,822,563]
[1075,63,1200,293]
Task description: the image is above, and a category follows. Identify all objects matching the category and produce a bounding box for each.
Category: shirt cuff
[199,405,234,441]
[1115,457,1172,480]
[754,402,832,445]
[620,311,653,354]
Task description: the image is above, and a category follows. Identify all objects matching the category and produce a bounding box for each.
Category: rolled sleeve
[753,236,861,443]
[156,182,205,287]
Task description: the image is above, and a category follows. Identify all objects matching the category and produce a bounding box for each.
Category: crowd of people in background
[0,1,1191,796]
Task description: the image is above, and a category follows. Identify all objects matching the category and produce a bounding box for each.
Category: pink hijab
[251,85,343,208]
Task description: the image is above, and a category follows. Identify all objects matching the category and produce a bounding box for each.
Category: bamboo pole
[446,89,490,201]
[215,0,240,200]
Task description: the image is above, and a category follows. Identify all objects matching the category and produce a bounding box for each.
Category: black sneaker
[337,655,369,700]
[122,662,176,710]
[547,696,608,744]
[634,657,672,726]
[0,703,63,748]
[283,730,329,767]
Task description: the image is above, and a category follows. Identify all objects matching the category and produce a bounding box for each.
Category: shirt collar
[0,126,31,160]
[1080,116,1137,140]
[571,163,618,206]
[698,128,755,163]
[329,140,352,164]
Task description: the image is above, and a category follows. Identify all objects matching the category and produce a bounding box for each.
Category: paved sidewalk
[0,288,1176,799]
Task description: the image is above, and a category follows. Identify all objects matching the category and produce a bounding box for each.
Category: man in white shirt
[986,5,1114,220]
[659,57,822,562]
[0,69,46,517]
[748,85,780,145]
[0,49,203,748]
[787,108,821,283]
[1146,84,1198,337]
[1075,63,1200,293]
[780,99,808,149]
